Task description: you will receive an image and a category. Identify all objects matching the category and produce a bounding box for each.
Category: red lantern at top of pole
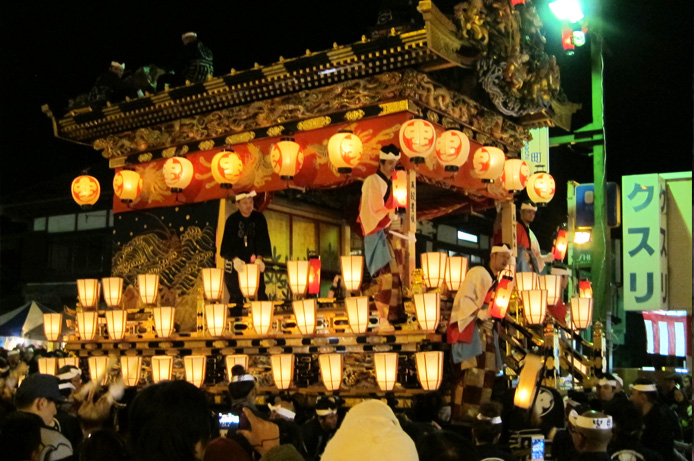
[399,118,436,164]
[553,229,569,261]
[71,175,101,208]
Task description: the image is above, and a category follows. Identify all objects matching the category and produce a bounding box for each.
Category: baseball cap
[16,373,66,403]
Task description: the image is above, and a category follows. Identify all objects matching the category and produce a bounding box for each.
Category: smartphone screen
[218,412,240,429]
[530,436,545,461]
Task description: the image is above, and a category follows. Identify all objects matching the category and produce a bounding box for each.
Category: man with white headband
[568,410,613,460]
[495,200,552,273]
[591,372,629,414]
[302,395,342,460]
[448,244,512,421]
[630,377,677,461]
[220,191,272,314]
[358,143,405,329]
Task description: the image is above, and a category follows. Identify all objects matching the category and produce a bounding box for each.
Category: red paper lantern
[271,138,304,179]
[113,169,142,203]
[526,172,556,204]
[328,130,362,173]
[399,119,436,163]
[211,149,244,188]
[71,175,101,207]
[435,130,470,172]
[502,159,529,191]
[307,258,321,295]
[562,26,576,53]
[578,280,593,298]
[163,157,194,192]
[490,276,515,318]
[552,229,569,260]
[392,169,408,209]
[471,146,505,182]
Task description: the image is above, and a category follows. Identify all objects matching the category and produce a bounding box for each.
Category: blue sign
[575,182,621,228]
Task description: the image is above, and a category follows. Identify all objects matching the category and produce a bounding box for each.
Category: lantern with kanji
[211,149,244,188]
[435,129,470,172]
[399,118,436,164]
[71,175,101,208]
[471,147,506,182]
[163,157,194,192]
[113,169,142,203]
[553,229,569,261]
[392,169,408,210]
[327,130,363,173]
[490,275,515,318]
[527,172,556,204]
[270,138,303,179]
[502,159,529,191]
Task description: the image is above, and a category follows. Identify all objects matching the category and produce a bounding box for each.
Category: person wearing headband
[630,378,678,461]
[179,31,214,84]
[472,402,515,461]
[358,143,406,330]
[89,60,138,106]
[220,191,272,315]
[591,372,629,414]
[302,396,342,460]
[494,200,552,274]
[568,410,613,459]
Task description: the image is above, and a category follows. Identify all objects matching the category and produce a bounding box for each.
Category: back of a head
[0,412,42,461]
[80,428,130,461]
[228,366,255,402]
[418,429,480,461]
[472,402,504,444]
[608,402,644,439]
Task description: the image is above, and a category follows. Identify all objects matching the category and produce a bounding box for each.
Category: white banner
[521,127,550,174]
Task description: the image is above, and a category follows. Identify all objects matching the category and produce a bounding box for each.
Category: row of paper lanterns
[71,120,555,206]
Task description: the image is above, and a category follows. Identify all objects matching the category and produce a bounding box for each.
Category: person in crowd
[301,395,342,460]
[566,410,613,461]
[237,407,304,461]
[55,365,83,452]
[220,191,272,315]
[448,244,512,421]
[630,378,678,461]
[79,428,130,461]
[203,436,251,461]
[661,373,684,406]
[418,428,480,461]
[551,400,589,461]
[88,61,139,106]
[591,373,630,414]
[0,411,43,461]
[670,386,692,454]
[179,32,214,83]
[607,402,664,461]
[268,395,297,423]
[472,402,517,461]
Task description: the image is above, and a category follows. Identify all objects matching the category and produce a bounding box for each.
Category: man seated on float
[494,200,553,274]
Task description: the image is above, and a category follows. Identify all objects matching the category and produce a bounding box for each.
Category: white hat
[230,373,255,383]
[521,202,538,211]
[569,410,612,430]
[234,191,257,202]
[491,244,512,255]
[379,144,401,161]
[182,32,197,40]
[111,61,125,70]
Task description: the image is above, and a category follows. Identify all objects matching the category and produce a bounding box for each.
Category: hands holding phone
[237,407,281,455]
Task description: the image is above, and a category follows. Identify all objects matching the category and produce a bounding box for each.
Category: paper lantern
[562,25,575,53]
[373,353,398,391]
[445,256,468,292]
[502,159,529,191]
[77,279,100,308]
[399,118,436,163]
[102,277,123,308]
[113,169,142,203]
[490,276,515,319]
[184,355,207,387]
[526,172,556,204]
[319,353,343,391]
[211,149,244,188]
[163,157,194,192]
[238,263,261,300]
[570,296,593,330]
[76,311,98,341]
[105,309,128,340]
[205,303,228,336]
[57,357,79,369]
[121,356,142,387]
[270,354,294,389]
[137,274,159,305]
[435,130,470,172]
[151,356,173,383]
[578,280,593,298]
[392,169,408,209]
[513,354,544,409]
[515,272,539,291]
[539,274,563,306]
[415,351,444,391]
[43,313,62,342]
[287,260,309,297]
[251,301,274,335]
[328,130,363,173]
[421,252,448,288]
[88,356,110,383]
[270,138,304,179]
[471,147,506,182]
[521,289,548,325]
[553,229,569,261]
[71,175,100,207]
[38,357,57,376]
[151,306,175,338]
[225,355,249,381]
[345,296,370,334]
[413,292,440,332]
[293,299,317,335]
[307,258,321,295]
[201,268,224,302]
[340,255,364,293]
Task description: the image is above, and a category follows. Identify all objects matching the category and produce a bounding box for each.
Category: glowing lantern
[287,260,309,298]
[151,306,175,338]
[251,301,274,335]
[319,354,343,391]
[205,303,228,336]
[43,313,62,342]
[137,274,159,305]
[526,172,556,204]
[113,169,142,203]
[435,130,470,172]
[102,277,123,308]
[578,280,593,298]
[392,169,408,209]
[421,252,448,288]
[270,354,294,389]
[76,311,98,341]
[445,256,468,292]
[328,130,363,173]
[413,292,440,332]
[562,25,575,53]
[184,355,207,387]
[57,357,79,369]
[513,354,544,409]
[373,353,398,391]
[307,258,321,295]
[105,309,128,340]
[399,118,436,163]
[502,159,529,191]
[270,138,304,179]
[225,355,249,381]
[515,272,539,291]
[490,276,515,318]
[88,356,110,383]
[238,263,260,300]
[293,299,317,335]
[201,268,224,302]
[553,229,569,261]
[38,357,57,376]
[121,356,142,387]
[570,296,593,330]
[163,157,194,192]
[151,356,173,383]
[539,274,563,306]
[71,175,100,208]
[211,149,244,188]
[415,351,444,390]
[521,289,548,325]
[77,279,100,308]
[345,296,370,334]
[340,255,364,293]
[471,147,506,182]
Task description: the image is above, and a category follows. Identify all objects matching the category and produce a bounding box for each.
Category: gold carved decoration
[378,100,410,116]
[267,125,285,137]
[297,116,331,131]
[138,153,153,163]
[162,147,177,158]
[344,109,365,121]
[198,140,215,151]
[225,132,255,145]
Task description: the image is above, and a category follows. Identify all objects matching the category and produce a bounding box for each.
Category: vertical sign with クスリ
[622,174,668,311]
